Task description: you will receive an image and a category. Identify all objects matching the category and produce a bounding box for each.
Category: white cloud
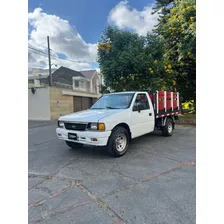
[108,0,159,36]
[28,8,98,71]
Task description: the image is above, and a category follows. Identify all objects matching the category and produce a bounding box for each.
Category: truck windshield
[91,93,134,109]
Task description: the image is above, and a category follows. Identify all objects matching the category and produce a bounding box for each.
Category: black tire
[107,126,130,157]
[162,118,173,137]
[65,141,83,149]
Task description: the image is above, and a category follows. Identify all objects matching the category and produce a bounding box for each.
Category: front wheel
[65,141,83,149]
[107,126,129,157]
[162,118,173,137]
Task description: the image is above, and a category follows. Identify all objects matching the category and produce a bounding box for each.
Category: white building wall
[28,87,51,120]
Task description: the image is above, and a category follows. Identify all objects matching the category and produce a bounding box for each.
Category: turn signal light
[98,123,105,131]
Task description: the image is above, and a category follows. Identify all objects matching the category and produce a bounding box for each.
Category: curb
[176,120,196,125]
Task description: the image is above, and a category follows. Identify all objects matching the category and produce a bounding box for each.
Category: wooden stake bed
[148,91,180,118]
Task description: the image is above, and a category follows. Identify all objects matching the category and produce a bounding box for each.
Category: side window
[133,93,150,110]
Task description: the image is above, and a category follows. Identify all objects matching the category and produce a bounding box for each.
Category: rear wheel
[162,118,173,136]
[65,141,83,149]
[107,126,129,157]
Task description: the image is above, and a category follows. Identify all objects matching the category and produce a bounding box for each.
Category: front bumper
[56,128,111,146]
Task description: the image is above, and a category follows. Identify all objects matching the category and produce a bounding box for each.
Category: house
[28,67,84,88]
[28,68,57,84]
[28,66,102,120]
[28,67,101,94]
[74,70,101,94]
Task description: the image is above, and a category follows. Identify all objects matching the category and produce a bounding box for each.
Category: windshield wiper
[106,106,122,109]
[91,107,120,109]
[90,108,105,109]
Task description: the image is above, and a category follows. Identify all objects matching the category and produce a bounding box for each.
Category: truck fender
[162,117,167,126]
[112,123,132,141]
[163,116,175,129]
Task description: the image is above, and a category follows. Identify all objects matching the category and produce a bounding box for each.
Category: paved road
[28,122,196,224]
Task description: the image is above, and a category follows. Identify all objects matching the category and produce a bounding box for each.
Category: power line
[29,42,61,56]
[28,51,47,57]
[29,41,65,55]
[28,45,63,61]
[28,46,48,55]
[28,48,49,58]
[28,45,48,54]
[51,55,91,64]
[28,50,48,58]
[29,42,94,64]
[29,46,92,64]
[28,41,48,50]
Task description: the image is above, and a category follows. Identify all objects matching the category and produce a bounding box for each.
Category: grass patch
[179,114,196,120]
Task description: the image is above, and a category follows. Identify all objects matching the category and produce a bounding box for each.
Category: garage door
[82,97,91,110]
[73,97,82,112]
[73,96,94,112]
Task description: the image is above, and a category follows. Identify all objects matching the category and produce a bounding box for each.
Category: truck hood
[59,109,126,123]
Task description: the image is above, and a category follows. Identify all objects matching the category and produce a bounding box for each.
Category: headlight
[58,121,64,128]
[89,123,105,131]
[90,123,98,130]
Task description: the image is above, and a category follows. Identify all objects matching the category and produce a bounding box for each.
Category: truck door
[130,93,154,138]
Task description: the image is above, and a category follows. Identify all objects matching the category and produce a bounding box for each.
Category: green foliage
[97,0,196,103]
[154,0,196,102]
[97,27,176,92]
[98,26,149,91]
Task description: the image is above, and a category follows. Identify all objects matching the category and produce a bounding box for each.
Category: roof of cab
[105,90,149,95]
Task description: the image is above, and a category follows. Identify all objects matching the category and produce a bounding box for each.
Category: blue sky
[28,0,158,71]
[28,0,155,43]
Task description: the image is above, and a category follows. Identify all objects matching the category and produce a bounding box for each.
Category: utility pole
[47,36,52,86]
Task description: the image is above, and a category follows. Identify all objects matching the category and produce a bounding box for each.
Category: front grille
[64,123,87,131]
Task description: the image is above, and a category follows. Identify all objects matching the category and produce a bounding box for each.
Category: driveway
[28,121,196,224]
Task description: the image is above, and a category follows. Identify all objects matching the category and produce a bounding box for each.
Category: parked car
[56,90,180,157]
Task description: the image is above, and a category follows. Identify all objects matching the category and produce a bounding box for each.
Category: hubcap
[168,121,172,133]
[115,133,127,152]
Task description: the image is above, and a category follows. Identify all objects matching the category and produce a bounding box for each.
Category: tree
[98,26,147,92]
[97,27,174,92]
[153,0,196,103]
[98,0,196,105]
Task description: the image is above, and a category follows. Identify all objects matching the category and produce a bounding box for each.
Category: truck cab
[56,91,179,157]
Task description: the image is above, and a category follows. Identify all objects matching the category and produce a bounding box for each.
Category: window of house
[79,81,85,88]
[75,80,79,87]
[74,80,85,88]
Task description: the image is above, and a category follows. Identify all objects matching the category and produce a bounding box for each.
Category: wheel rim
[168,121,173,133]
[115,133,127,152]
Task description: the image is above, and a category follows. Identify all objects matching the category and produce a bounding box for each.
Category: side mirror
[137,103,145,112]
[133,102,139,111]
[133,102,144,112]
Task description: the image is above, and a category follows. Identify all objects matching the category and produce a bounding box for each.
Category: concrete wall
[50,87,74,120]
[28,87,51,120]
[29,86,100,120]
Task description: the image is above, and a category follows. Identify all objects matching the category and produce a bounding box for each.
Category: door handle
[149,113,152,116]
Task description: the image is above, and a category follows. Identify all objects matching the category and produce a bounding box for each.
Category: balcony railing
[73,87,91,92]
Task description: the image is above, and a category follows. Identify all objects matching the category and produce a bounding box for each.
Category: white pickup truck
[56,91,180,157]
